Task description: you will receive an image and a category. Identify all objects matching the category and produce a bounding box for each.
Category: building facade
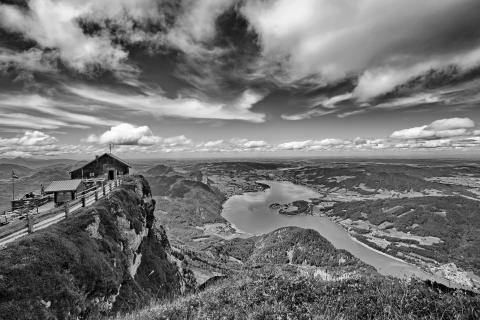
[70,153,130,180]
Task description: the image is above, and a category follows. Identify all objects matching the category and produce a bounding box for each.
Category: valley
[138,159,480,291]
[1,158,480,319]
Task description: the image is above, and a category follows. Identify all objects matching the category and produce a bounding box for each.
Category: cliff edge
[0,175,195,320]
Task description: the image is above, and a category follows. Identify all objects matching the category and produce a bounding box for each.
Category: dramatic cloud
[0,47,58,73]
[1,1,480,157]
[0,0,129,73]
[241,0,480,81]
[165,0,236,53]
[352,48,480,101]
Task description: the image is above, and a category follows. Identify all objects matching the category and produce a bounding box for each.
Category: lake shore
[221,180,479,292]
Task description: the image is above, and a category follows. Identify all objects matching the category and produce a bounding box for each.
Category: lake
[221,180,455,286]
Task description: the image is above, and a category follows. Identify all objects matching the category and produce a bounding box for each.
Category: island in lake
[269,200,311,215]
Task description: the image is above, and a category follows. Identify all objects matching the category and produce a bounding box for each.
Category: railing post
[95,190,98,201]
[82,197,86,207]
[103,185,106,196]
[27,212,34,233]
[65,203,69,218]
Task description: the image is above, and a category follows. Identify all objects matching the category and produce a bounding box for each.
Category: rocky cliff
[0,175,195,320]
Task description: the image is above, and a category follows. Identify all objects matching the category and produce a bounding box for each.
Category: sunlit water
[221,180,455,286]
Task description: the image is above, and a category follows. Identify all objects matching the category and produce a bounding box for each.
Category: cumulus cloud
[0,130,57,146]
[390,117,476,140]
[196,138,270,152]
[86,123,160,145]
[428,117,475,131]
[85,123,195,155]
[276,138,349,151]
[274,117,480,153]
[0,130,98,158]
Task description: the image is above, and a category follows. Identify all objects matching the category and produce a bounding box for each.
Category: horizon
[3,153,480,162]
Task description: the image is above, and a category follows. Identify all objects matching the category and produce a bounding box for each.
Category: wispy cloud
[67,85,266,123]
[0,93,121,129]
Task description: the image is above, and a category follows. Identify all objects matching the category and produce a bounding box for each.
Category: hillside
[0,163,33,179]
[0,158,79,169]
[114,224,480,320]
[116,268,480,320]
[0,175,195,319]
[120,166,480,320]
[0,163,73,212]
[332,196,480,274]
[1,167,480,320]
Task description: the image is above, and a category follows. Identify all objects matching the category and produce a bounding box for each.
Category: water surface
[222,180,455,286]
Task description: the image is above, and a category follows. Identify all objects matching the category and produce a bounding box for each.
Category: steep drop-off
[0,175,195,320]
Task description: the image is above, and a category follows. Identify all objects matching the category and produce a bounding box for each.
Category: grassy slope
[117,272,480,320]
[115,226,480,320]
[0,176,185,320]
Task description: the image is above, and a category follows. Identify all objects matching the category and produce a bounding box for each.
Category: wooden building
[44,179,84,206]
[70,153,130,180]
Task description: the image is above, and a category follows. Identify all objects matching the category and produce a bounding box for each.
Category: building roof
[45,179,83,193]
[69,153,131,173]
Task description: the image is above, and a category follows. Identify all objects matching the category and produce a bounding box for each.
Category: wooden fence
[0,178,123,247]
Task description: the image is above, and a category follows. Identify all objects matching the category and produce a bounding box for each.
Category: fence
[0,178,123,247]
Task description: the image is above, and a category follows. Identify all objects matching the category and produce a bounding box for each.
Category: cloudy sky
[1,0,480,159]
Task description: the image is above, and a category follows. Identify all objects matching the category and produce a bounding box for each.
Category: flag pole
[12,172,14,201]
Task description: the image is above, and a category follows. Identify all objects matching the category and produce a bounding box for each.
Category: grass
[113,266,480,320]
[0,176,188,319]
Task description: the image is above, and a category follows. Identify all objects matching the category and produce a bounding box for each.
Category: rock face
[0,175,195,320]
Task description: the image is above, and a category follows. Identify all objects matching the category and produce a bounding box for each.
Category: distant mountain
[146,164,175,176]
[0,163,72,212]
[0,157,78,169]
[0,163,34,179]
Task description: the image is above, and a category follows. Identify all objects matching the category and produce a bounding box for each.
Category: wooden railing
[0,178,123,247]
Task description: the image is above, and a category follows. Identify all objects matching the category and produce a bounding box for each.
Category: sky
[1,0,480,159]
